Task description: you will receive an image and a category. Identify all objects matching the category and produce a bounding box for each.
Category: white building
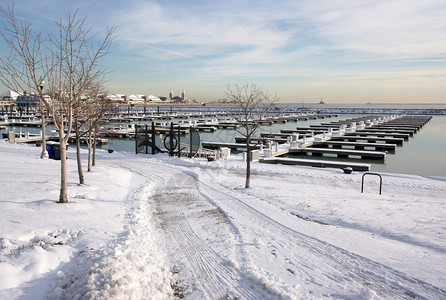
[1,90,20,101]
[146,95,163,102]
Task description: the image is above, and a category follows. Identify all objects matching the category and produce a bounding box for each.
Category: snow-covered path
[109,156,446,299]
[111,160,278,298]
[153,172,272,299]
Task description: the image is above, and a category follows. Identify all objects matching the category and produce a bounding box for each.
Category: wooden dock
[344,131,410,140]
[235,136,289,144]
[201,142,261,150]
[261,132,314,139]
[281,129,326,135]
[313,141,396,151]
[290,147,386,159]
[260,157,371,171]
[8,136,47,144]
[48,136,109,145]
[358,128,415,136]
[331,135,404,145]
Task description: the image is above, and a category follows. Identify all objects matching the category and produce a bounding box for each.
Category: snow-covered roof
[1,90,21,100]
[107,94,125,101]
[147,95,162,102]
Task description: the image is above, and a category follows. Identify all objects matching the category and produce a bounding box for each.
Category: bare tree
[0,5,114,203]
[72,83,114,183]
[225,82,279,188]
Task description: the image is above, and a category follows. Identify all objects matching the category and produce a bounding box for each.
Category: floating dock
[313,141,396,151]
[235,136,289,144]
[201,142,261,150]
[260,157,371,171]
[344,131,410,140]
[331,135,404,145]
[290,147,386,159]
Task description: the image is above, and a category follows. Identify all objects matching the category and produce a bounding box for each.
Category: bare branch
[1,5,114,202]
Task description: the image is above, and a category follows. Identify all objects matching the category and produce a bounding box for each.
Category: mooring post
[151,121,156,155]
[145,124,148,154]
[169,123,174,156]
[178,125,181,158]
[189,128,193,158]
[135,124,138,154]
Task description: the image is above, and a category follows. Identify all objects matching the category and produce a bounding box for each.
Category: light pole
[39,77,48,159]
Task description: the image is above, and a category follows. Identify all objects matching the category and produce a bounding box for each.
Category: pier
[289,147,386,159]
[260,157,371,171]
[312,141,396,151]
[344,131,411,140]
[235,136,289,144]
[201,142,261,150]
[330,135,404,145]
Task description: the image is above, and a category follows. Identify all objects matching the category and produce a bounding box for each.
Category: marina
[1,103,445,176]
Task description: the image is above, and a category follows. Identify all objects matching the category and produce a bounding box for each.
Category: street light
[39,78,45,91]
[38,77,48,159]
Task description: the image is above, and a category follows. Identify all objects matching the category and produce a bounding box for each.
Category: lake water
[5,103,446,178]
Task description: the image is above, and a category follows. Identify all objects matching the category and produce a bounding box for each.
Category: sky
[1,0,446,103]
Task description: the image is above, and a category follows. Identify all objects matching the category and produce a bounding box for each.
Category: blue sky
[1,0,446,103]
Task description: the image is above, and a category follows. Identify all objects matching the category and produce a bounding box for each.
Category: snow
[0,141,445,299]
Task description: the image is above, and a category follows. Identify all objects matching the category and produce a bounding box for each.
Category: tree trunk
[87,131,92,172]
[75,121,85,185]
[245,136,251,188]
[92,127,97,167]
[59,136,68,203]
[40,103,47,159]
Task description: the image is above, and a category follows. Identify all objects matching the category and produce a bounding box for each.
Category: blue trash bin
[46,143,56,159]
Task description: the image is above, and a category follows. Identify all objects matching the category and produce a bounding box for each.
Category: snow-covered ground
[0,141,445,299]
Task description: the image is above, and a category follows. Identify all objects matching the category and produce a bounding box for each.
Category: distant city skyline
[1,0,445,103]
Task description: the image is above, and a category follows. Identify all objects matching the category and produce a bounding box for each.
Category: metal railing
[361,172,383,195]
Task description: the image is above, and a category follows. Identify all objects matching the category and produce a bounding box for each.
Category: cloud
[6,0,444,101]
[406,59,446,63]
[110,0,446,70]
[294,0,446,60]
[112,1,293,62]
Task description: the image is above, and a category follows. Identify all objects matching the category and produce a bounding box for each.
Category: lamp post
[39,77,48,159]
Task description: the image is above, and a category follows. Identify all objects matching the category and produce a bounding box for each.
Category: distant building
[16,93,39,106]
[168,89,189,103]
[1,90,20,101]
[145,95,163,103]
[15,92,40,112]
[106,94,126,103]
[125,94,145,104]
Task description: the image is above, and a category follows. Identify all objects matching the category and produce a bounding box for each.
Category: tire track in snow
[152,172,276,299]
[113,159,445,298]
[197,178,446,299]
